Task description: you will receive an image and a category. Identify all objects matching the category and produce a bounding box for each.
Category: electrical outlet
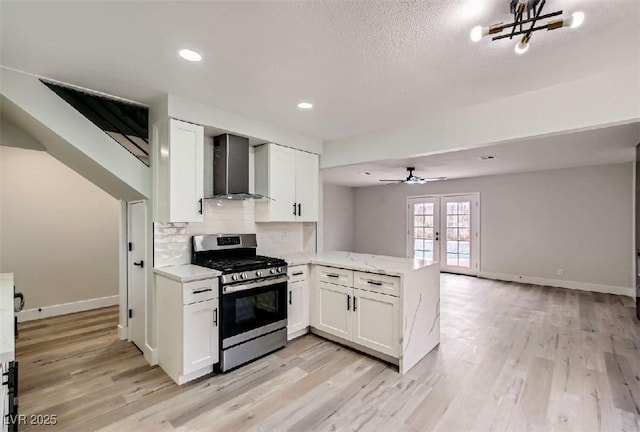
[281,229,288,238]
[557,268,564,277]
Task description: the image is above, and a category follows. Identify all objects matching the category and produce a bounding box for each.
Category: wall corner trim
[478,272,634,298]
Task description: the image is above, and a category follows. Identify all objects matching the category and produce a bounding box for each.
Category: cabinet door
[183,299,219,374]
[352,289,400,357]
[294,151,319,222]
[268,144,297,221]
[169,119,204,222]
[316,282,351,340]
[287,280,304,337]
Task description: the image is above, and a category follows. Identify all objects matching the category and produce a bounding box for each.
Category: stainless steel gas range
[192,234,288,371]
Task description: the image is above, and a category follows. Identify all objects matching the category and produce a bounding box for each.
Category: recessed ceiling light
[359,171,372,176]
[178,49,202,62]
[297,102,313,110]
[479,155,497,160]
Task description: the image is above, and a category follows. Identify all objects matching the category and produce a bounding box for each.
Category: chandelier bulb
[514,41,529,55]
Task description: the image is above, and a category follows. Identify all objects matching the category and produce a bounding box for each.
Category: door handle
[347,295,351,311]
[198,198,203,214]
[292,271,304,276]
[289,290,292,305]
[298,203,301,216]
[213,307,218,326]
[353,297,357,312]
[293,202,297,216]
[133,260,144,268]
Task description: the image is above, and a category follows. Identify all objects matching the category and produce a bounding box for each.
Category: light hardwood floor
[17,275,640,431]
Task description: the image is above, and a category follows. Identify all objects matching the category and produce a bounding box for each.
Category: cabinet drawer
[183,278,218,305]
[353,271,400,297]
[288,265,308,282]
[317,266,353,287]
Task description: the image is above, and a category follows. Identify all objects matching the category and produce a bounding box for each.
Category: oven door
[221,276,287,346]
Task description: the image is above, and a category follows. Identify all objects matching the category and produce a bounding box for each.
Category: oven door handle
[223,275,289,293]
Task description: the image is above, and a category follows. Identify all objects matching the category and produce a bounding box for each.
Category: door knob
[133,260,144,268]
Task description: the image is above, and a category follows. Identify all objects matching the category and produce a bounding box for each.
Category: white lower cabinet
[287,265,310,339]
[156,274,219,385]
[183,299,219,375]
[316,282,351,340]
[314,270,401,359]
[351,289,399,357]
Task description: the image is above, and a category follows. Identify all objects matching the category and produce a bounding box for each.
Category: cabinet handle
[213,307,218,326]
[192,288,212,294]
[198,198,203,214]
[353,297,357,312]
[367,280,383,286]
[293,202,297,216]
[326,273,340,278]
[133,260,144,268]
[292,271,304,276]
[347,295,351,311]
[298,203,301,216]
[289,290,292,305]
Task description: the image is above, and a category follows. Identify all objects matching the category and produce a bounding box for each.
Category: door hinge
[128,242,132,251]
[128,309,133,319]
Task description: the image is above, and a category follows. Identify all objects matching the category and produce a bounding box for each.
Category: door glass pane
[411,201,437,261]
[444,199,473,270]
[425,203,434,214]
[424,215,434,227]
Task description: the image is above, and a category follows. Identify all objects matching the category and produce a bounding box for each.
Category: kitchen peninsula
[281,251,440,374]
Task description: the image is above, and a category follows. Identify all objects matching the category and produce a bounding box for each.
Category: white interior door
[127,201,146,351]
[440,194,479,275]
[407,197,441,262]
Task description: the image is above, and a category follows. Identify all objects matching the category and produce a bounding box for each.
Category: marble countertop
[0,273,15,364]
[276,251,437,277]
[153,265,221,283]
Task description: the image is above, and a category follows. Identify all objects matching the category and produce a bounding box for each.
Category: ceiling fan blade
[378,179,403,182]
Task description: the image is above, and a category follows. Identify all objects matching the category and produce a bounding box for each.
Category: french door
[407,194,479,275]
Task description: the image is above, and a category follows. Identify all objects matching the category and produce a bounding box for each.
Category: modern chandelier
[470,0,585,55]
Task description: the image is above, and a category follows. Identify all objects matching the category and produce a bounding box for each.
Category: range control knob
[276,267,283,273]
[231,274,238,281]
[256,270,263,277]
[269,268,276,275]
[240,273,247,279]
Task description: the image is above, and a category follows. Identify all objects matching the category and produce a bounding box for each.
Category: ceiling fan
[379,167,445,185]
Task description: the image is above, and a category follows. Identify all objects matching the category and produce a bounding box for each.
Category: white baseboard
[144,345,158,366]
[17,295,119,322]
[478,272,634,298]
[117,324,129,341]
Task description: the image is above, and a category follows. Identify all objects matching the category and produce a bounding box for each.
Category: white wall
[0,146,120,309]
[322,183,355,252]
[352,163,634,292]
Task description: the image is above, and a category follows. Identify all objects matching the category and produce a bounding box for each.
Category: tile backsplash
[154,199,307,268]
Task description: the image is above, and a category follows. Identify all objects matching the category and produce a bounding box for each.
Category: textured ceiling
[322,122,640,187]
[1,1,639,141]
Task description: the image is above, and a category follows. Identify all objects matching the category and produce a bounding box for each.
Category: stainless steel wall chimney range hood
[208,134,267,200]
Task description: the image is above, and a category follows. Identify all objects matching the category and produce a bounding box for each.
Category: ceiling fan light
[470,26,484,42]
[567,11,585,29]
[514,40,529,55]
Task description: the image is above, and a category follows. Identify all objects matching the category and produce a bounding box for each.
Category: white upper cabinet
[254,143,319,222]
[153,118,204,223]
